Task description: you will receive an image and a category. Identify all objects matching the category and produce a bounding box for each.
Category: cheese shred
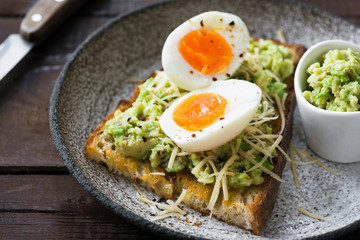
[167,146,179,169]
[276,29,286,43]
[208,155,238,211]
[134,184,188,221]
[290,142,300,188]
[302,150,339,175]
[295,125,304,140]
[294,205,328,221]
[149,172,166,176]
[274,94,285,134]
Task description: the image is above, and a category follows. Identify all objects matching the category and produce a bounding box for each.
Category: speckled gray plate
[50,0,360,239]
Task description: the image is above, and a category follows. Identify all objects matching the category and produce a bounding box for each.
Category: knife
[0,0,85,87]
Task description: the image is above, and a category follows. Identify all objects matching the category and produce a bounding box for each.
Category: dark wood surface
[0,0,359,239]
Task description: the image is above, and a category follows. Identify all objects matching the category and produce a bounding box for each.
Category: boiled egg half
[159,80,262,152]
[162,11,250,91]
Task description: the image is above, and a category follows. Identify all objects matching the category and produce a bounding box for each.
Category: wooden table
[0,0,359,239]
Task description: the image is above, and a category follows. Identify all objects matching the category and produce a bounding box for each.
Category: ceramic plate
[50,0,360,239]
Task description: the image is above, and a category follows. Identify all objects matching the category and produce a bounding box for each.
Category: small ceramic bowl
[294,40,360,163]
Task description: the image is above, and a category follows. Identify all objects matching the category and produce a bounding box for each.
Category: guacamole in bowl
[303,48,360,112]
[294,40,360,163]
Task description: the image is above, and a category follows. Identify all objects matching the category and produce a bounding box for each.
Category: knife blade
[0,0,85,87]
[0,34,34,84]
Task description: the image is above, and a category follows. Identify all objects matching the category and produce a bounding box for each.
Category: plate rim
[49,0,360,239]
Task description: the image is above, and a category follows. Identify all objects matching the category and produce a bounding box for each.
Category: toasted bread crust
[84,40,305,234]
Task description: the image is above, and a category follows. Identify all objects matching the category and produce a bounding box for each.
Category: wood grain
[0,175,161,240]
[0,175,358,239]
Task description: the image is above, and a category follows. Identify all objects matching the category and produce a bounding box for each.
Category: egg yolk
[179,29,233,75]
[172,93,228,131]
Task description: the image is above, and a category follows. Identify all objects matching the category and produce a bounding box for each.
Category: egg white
[162,11,250,91]
[159,80,262,152]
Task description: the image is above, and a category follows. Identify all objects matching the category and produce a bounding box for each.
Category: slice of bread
[84,40,305,234]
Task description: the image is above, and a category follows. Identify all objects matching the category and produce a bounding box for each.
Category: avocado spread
[303,48,360,111]
[105,38,294,190]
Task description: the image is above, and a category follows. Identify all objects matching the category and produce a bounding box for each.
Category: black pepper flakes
[127,117,131,122]
[192,133,196,138]
[219,117,225,120]
[190,70,193,74]
[226,73,230,77]
[221,126,224,128]
[139,116,147,121]
[200,20,204,27]
[142,137,147,142]
[239,53,244,58]
[212,77,217,81]
[229,21,235,26]
[210,40,214,43]
[220,18,223,22]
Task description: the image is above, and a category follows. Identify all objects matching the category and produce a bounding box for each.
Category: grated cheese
[296,148,306,160]
[149,91,169,107]
[134,183,188,221]
[177,151,190,156]
[246,154,268,173]
[246,135,282,173]
[167,146,179,169]
[243,137,272,157]
[145,71,182,107]
[208,160,219,175]
[190,155,216,176]
[222,175,228,202]
[276,29,286,43]
[256,134,280,139]
[246,132,267,148]
[277,145,314,165]
[274,94,285,134]
[249,116,278,126]
[294,205,327,221]
[295,125,304,140]
[208,155,238,211]
[239,149,283,182]
[149,172,166,176]
[290,142,300,188]
[302,150,339,175]
[269,135,283,153]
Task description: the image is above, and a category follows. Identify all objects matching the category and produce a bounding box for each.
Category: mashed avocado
[232,38,294,98]
[105,39,294,190]
[303,48,360,111]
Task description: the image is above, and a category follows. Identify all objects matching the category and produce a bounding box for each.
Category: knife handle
[20,0,85,41]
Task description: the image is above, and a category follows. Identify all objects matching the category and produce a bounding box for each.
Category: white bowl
[294,40,360,163]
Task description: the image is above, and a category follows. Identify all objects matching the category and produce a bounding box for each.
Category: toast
[85,39,305,234]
